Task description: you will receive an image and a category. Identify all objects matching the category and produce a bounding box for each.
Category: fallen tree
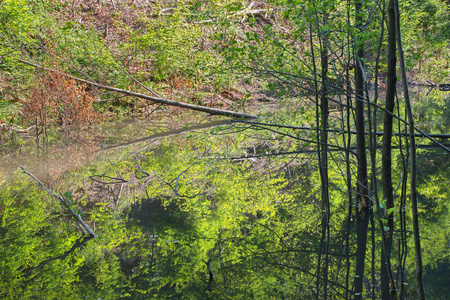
[16,58,258,120]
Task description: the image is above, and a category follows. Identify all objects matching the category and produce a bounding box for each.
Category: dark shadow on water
[127,197,193,232]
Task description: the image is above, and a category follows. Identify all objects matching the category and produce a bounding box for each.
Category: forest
[0,0,449,299]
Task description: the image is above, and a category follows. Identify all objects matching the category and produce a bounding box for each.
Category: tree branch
[16,58,257,119]
[19,165,96,237]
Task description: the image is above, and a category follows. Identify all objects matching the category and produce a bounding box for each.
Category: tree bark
[381,0,397,298]
[353,1,370,299]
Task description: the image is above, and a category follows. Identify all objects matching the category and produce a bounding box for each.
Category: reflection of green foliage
[2,116,450,298]
[108,132,357,298]
[0,171,128,299]
[417,149,449,221]
[0,176,74,298]
[415,91,450,134]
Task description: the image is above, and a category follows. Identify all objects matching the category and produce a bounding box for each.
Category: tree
[380,0,397,298]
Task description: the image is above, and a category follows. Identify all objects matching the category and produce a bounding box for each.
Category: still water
[1,89,449,299]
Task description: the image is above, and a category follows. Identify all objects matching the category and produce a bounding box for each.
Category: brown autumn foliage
[22,67,102,131]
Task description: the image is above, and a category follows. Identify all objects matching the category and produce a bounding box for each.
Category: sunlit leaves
[0,0,37,55]
[124,7,211,82]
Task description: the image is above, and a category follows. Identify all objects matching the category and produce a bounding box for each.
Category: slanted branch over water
[16,59,258,120]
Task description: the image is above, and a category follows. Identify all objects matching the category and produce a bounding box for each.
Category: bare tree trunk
[381,0,397,298]
[318,17,330,300]
[394,0,425,298]
[344,6,353,297]
[353,1,370,299]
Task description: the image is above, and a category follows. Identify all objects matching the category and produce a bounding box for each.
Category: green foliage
[54,23,124,86]
[124,7,211,82]
[0,0,37,56]
[400,0,450,80]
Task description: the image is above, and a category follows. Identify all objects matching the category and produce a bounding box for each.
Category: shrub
[22,66,101,131]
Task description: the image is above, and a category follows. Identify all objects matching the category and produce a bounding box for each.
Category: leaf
[387,207,396,215]
[62,21,75,31]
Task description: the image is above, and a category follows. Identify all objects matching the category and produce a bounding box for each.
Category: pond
[0,88,449,299]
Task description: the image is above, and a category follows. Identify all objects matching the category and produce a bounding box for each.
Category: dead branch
[16,58,257,119]
[19,165,96,237]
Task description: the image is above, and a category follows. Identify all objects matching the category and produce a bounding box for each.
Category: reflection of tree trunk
[381,0,397,298]
[218,236,228,292]
[353,0,370,298]
[104,120,231,151]
[20,166,96,237]
[204,258,213,292]
[22,234,94,275]
[394,0,425,298]
[316,17,330,300]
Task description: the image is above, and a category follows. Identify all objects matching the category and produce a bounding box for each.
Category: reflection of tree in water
[3,138,448,298]
[110,142,450,299]
[415,92,450,134]
[120,196,198,298]
[128,197,191,231]
[417,149,449,222]
[424,261,450,299]
[23,235,94,275]
[414,149,450,299]
[119,191,353,298]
